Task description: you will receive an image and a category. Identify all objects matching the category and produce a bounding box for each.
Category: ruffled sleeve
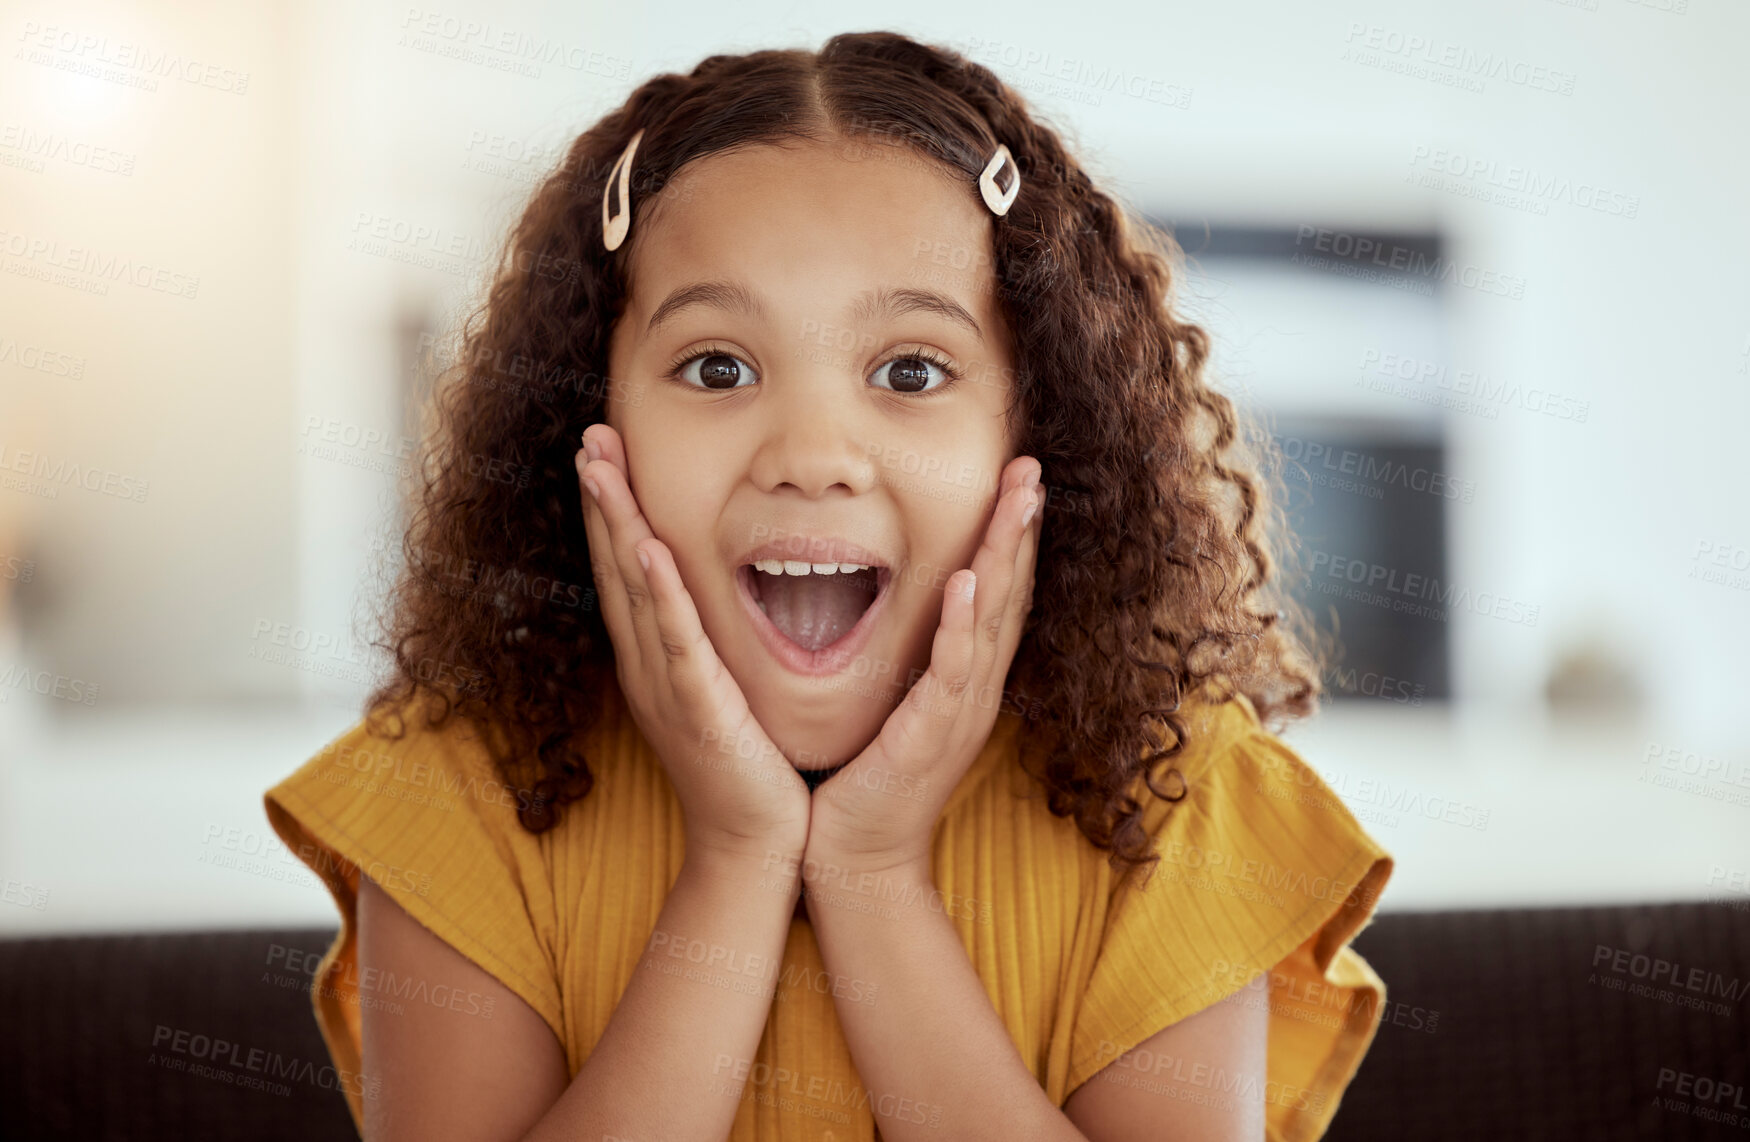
[261,700,564,1134]
[1064,699,1394,1142]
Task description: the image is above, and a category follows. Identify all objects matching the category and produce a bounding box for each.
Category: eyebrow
[644,280,985,345]
[853,287,985,346]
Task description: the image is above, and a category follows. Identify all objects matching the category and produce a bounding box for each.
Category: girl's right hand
[576,423,811,863]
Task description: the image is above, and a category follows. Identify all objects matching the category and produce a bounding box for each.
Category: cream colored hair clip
[979,143,1021,216]
[601,129,644,252]
[603,130,1015,250]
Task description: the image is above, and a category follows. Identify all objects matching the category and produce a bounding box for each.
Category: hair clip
[601,129,644,252]
[979,143,1020,217]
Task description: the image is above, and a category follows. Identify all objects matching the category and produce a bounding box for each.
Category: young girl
[265,31,1393,1142]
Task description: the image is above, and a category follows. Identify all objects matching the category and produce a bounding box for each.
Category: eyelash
[662,342,966,396]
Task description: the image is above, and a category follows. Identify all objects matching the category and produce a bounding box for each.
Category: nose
[746,376,878,499]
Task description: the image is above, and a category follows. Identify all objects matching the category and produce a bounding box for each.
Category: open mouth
[740,559,887,653]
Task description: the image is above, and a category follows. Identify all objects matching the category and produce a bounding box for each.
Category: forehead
[623,137,999,319]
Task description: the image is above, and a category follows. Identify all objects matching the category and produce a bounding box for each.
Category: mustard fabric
[263,679,1393,1142]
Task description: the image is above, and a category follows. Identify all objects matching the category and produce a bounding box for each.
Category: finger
[634,535,731,718]
[583,421,629,477]
[584,424,660,648]
[906,567,981,740]
[966,458,1041,699]
[580,448,664,666]
[994,477,1044,693]
[577,444,644,679]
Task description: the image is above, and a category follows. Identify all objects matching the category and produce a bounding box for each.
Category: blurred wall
[2,0,1747,931]
[2,1,300,700]
[6,0,1744,734]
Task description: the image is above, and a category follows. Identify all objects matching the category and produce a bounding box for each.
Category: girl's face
[604,135,1026,771]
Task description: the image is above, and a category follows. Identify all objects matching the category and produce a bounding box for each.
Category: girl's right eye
[670,350,759,390]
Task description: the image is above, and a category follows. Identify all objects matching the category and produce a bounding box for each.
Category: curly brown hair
[361,30,1328,883]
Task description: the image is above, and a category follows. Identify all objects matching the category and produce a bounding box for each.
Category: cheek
[629,456,705,536]
[621,433,730,574]
[933,500,991,573]
[881,431,1009,577]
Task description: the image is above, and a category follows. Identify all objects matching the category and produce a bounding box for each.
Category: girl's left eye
[672,350,759,390]
[870,352,960,395]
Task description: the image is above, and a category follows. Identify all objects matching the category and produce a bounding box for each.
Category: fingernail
[1024,465,1041,491]
[959,571,977,603]
[1021,489,1040,527]
[582,475,600,500]
[583,435,601,463]
[636,545,651,572]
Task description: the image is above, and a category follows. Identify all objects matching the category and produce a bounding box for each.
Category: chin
[730,675,886,771]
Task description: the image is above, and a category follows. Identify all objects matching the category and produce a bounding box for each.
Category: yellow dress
[264,678,1393,1142]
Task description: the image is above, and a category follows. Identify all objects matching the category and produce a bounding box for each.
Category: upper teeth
[752,559,873,576]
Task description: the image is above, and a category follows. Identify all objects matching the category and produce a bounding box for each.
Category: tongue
[755,569,876,651]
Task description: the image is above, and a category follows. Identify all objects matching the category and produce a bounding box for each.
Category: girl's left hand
[804,454,1044,879]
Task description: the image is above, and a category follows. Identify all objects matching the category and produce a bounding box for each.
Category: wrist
[683,833,806,888]
[797,846,935,907]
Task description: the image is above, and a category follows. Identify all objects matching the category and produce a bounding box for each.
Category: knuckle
[980,610,1006,643]
[666,671,700,710]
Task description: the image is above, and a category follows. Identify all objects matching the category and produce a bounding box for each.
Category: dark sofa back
[3,903,1747,1140]
[1329,901,1750,1141]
